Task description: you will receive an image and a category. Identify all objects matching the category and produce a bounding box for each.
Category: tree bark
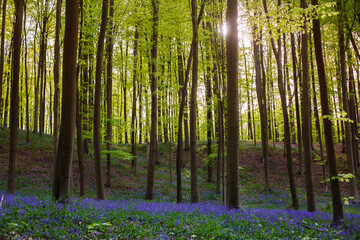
[8,0,23,193]
[53,0,62,157]
[206,50,213,183]
[52,0,79,203]
[253,23,270,191]
[312,0,344,225]
[310,39,327,193]
[290,33,304,175]
[190,0,199,204]
[93,0,108,200]
[300,0,316,212]
[337,0,359,203]
[263,0,299,209]
[131,26,139,172]
[145,0,159,200]
[105,0,114,188]
[0,0,6,123]
[23,3,29,143]
[226,0,239,209]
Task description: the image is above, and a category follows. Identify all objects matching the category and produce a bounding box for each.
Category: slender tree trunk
[312,0,344,225]
[53,0,62,156]
[52,0,79,203]
[204,24,213,183]
[93,0,108,200]
[190,0,199,204]
[226,0,239,209]
[145,0,159,200]
[284,34,296,145]
[175,40,185,203]
[184,102,190,151]
[176,44,193,203]
[75,0,85,197]
[23,3,29,143]
[38,8,48,136]
[263,0,299,209]
[105,0,114,188]
[124,43,128,144]
[253,23,270,191]
[290,33,304,175]
[207,20,223,195]
[76,89,85,196]
[0,0,6,123]
[131,26,138,171]
[310,40,327,192]
[300,0,316,212]
[8,0,23,193]
[3,64,9,126]
[337,0,359,203]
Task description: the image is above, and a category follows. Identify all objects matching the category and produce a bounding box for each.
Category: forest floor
[0,127,358,203]
[0,127,360,239]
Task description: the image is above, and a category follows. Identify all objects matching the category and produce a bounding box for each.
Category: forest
[0,0,360,238]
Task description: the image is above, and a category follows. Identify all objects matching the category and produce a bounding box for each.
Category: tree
[146,0,159,201]
[105,0,115,188]
[93,0,109,200]
[337,0,359,203]
[252,21,270,191]
[312,0,344,225]
[300,0,315,212]
[190,0,199,204]
[0,0,6,123]
[131,26,139,172]
[263,0,299,209]
[290,32,304,175]
[226,0,239,209]
[8,0,24,193]
[52,0,79,202]
[53,0,62,156]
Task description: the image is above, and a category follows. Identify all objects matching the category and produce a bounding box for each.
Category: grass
[0,128,360,239]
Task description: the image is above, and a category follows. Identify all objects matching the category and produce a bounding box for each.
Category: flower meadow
[0,192,359,239]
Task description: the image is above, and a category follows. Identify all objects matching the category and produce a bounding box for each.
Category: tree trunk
[290,33,304,175]
[337,0,359,203]
[263,0,299,209]
[226,0,239,209]
[145,0,159,200]
[76,89,85,197]
[93,0,108,200]
[310,39,327,193]
[312,0,344,225]
[176,43,193,203]
[0,0,6,123]
[52,0,79,203]
[105,0,114,188]
[53,0,62,156]
[8,0,23,193]
[175,55,184,203]
[38,7,48,136]
[124,43,128,144]
[190,0,199,204]
[204,23,213,183]
[131,26,138,171]
[300,0,316,212]
[253,23,270,191]
[23,3,29,143]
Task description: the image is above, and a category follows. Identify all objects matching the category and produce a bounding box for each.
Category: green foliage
[326,173,355,183]
[322,111,354,124]
[314,154,326,166]
[101,149,134,161]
